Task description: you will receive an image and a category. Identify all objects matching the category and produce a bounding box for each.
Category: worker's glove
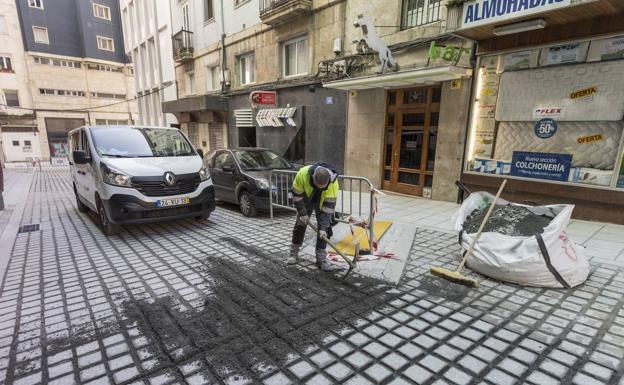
[298,215,309,225]
[318,230,328,240]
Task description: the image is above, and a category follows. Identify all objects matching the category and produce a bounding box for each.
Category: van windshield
[91,127,195,158]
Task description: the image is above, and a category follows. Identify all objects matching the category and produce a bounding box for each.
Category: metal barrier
[269,170,378,250]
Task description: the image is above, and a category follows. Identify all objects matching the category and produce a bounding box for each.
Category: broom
[430,179,507,288]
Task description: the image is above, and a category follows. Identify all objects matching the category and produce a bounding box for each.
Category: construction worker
[288,163,339,271]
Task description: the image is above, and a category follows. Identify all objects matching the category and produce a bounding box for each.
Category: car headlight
[101,163,132,187]
[256,178,270,190]
[199,166,210,181]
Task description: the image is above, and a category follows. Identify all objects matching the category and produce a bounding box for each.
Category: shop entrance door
[382,86,441,196]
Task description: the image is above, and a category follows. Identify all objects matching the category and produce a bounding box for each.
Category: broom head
[430,267,478,288]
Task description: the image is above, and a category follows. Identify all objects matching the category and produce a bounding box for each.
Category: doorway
[382,86,441,196]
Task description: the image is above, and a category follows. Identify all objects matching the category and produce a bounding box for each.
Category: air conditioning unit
[219,69,230,86]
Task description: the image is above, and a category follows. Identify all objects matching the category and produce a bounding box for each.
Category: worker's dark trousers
[292,206,328,250]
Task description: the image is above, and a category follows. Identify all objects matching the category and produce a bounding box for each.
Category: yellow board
[330,220,393,256]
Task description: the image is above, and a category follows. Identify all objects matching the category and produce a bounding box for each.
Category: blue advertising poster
[510,152,572,182]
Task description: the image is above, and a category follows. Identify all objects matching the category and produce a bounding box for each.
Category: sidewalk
[373,192,624,268]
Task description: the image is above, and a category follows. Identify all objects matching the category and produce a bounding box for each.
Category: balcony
[259,0,312,26]
[172,30,194,63]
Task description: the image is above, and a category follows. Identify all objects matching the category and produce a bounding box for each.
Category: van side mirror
[196,148,204,159]
[73,150,90,165]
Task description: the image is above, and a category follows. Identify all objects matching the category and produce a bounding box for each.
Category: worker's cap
[313,167,331,188]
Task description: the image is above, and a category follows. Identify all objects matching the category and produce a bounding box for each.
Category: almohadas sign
[462,0,571,29]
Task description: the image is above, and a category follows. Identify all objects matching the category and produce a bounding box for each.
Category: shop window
[402,113,425,127]
[427,126,437,171]
[12,141,19,146]
[432,87,441,103]
[424,175,433,188]
[283,36,308,77]
[387,91,396,105]
[4,90,19,107]
[398,172,419,185]
[384,170,391,181]
[401,0,441,29]
[238,53,255,85]
[32,26,49,44]
[0,56,12,72]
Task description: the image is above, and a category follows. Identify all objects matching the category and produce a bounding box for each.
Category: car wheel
[74,184,89,213]
[195,212,211,220]
[238,190,257,217]
[96,197,120,236]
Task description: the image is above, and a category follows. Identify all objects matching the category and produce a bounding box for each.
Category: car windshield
[234,150,291,171]
[91,127,195,158]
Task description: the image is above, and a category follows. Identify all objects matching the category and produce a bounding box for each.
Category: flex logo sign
[428,42,471,65]
[533,107,564,119]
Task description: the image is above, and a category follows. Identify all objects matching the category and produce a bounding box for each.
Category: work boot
[287,244,300,265]
[315,249,333,271]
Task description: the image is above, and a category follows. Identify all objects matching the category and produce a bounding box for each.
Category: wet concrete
[417,275,471,303]
[463,205,554,237]
[118,239,400,383]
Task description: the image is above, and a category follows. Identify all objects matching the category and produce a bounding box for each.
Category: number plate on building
[156,197,190,208]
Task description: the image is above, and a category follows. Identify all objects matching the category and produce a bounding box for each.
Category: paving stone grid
[0,169,622,385]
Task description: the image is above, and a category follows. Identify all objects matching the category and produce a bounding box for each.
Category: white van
[68,125,215,235]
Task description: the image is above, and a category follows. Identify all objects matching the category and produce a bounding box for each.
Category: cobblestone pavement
[0,169,623,385]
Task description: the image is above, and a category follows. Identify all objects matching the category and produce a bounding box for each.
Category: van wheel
[96,198,120,236]
[74,184,89,213]
[239,191,257,217]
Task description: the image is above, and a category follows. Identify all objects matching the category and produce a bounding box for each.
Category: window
[86,63,122,72]
[182,2,190,30]
[24,140,32,146]
[90,92,126,99]
[0,16,7,35]
[204,0,214,21]
[207,65,220,91]
[238,53,255,85]
[12,141,19,146]
[401,0,442,29]
[0,56,12,72]
[39,88,85,97]
[93,3,111,20]
[283,36,308,77]
[186,72,195,95]
[28,0,43,9]
[4,90,19,107]
[34,56,81,68]
[234,0,248,5]
[97,36,115,52]
[95,119,129,125]
[214,152,235,169]
[32,26,49,44]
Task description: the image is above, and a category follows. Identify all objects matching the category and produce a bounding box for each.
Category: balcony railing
[172,29,194,63]
[259,0,312,26]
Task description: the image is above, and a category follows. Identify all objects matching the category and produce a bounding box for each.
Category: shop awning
[162,94,228,113]
[453,0,624,41]
[322,66,472,91]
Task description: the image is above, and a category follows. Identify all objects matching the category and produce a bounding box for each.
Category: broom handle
[457,179,507,272]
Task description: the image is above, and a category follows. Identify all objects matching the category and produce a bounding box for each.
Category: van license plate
[156,197,190,208]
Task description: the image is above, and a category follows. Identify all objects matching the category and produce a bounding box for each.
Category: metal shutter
[234,109,253,127]
[208,123,224,151]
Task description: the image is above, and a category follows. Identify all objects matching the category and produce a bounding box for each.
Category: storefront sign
[533,107,563,119]
[570,86,597,102]
[577,134,604,144]
[503,51,532,71]
[428,41,471,64]
[534,118,557,139]
[462,0,571,29]
[600,36,624,61]
[543,43,588,66]
[255,107,296,127]
[510,151,572,182]
[250,91,277,105]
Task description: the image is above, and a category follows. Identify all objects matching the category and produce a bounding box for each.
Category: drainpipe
[219,0,227,94]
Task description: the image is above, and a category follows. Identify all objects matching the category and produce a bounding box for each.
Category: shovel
[307,221,358,279]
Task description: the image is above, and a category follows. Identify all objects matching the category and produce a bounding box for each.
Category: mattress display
[496,61,624,122]
[494,121,624,170]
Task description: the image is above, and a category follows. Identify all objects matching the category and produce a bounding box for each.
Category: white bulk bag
[453,192,590,288]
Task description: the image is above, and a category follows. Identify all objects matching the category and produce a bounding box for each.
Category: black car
[206,148,297,217]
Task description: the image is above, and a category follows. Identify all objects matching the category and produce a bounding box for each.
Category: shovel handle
[457,179,507,272]
[306,221,353,266]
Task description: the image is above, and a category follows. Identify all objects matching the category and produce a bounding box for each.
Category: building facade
[0,0,37,164]
[163,0,473,202]
[120,0,178,127]
[2,0,137,164]
[450,0,624,223]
